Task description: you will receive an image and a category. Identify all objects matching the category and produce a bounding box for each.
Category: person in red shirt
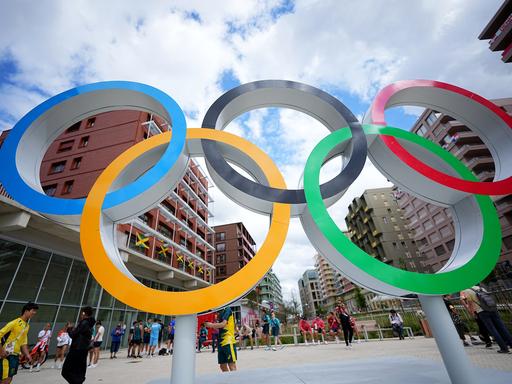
[327,311,341,343]
[298,317,314,345]
[312,316,327,344]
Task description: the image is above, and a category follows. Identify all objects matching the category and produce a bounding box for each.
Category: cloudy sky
[1,0,510,300]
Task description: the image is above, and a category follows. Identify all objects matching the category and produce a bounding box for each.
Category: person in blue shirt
[197,323,208,352]
[270,312,284,351]
[166,319,175,355]
[109,323,125,359]
[149,318,162,357]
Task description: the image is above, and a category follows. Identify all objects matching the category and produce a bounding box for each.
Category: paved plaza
[14,337,512,383]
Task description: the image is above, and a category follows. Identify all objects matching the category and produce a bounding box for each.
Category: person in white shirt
[389,310,404,340]
[53,322,72,369]
[31,322,52,372]
[90,321,105,368]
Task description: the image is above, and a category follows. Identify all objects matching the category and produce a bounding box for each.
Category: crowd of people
[1,286,511,382]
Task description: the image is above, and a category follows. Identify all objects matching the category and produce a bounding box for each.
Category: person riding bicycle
[30,322,52,372]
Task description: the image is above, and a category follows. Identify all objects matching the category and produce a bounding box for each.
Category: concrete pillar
[170,314,197,384]
[419,295,478,384]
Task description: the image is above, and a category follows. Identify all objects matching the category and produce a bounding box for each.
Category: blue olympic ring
[0,81,186,216]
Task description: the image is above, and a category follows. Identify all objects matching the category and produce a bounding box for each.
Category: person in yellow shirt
[0,302,39,383]
[205,307,237,372]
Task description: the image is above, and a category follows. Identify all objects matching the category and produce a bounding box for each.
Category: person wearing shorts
[299,317,314,345]
[312,316,327,344]
[261,309,271,350]
[327,311,340,343]
[90,321,104,368]
[0,302,38,384]
[270,312,284,351]
[148,318,161,357]
[131,321,143,358]
[205,307,237,372]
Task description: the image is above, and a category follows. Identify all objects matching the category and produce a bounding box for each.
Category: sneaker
[35,364,41,372]
[264,346,271,351]
[272,347,277,351]
[486,343,493,348]
[280,345,285,350]
[463,341,470,347]
[251,346,254,350]
[497,349,511,354]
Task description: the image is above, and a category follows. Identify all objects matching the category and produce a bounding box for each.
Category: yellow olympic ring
[80,128,290,315]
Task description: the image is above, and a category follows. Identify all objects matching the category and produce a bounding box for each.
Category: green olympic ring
[304,124,501,295]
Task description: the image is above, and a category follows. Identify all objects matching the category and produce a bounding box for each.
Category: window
[418,208,427,219]
[446,239,455,252]
[216,243,226,252]
[434,245,446,256]
[43,184,57,196]
[417,124,428,137]
[426,112,438,126]
[391,216,396,223]
[71,157,82,170]
[79,136,89,148]
[157,223,172,239]
[433,213,444,224]
[50,161,66,174]
[66,121,81,133]
[503,235,512,250]
[62,180,74,194]
[440,225,452,238]
[239,261,245,269]
[429,232,441,243]
[424,220,434,230]
[86,117,96,128]
[57,140,74,152]
[216,266,226,276]
[216,232,226,241]
[393,225,400,231]
[382,217,388,224]
[216,254,226,264]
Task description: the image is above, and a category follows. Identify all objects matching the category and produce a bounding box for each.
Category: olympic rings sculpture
[0,79,510,315]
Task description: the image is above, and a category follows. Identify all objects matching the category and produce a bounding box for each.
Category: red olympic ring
[369,79,512,195]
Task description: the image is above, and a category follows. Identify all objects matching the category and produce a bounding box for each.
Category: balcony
[454,144,490,159]
[453,131,482,144]
[475,170,495,182]
[464,156,494,171]
[158,203,215,251]
[170,190,214,233]
[133,218,215,269]
[372,228,381,236]
[445,120,470,135]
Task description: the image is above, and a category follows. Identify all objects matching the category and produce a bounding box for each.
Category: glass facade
[0,237,182,356]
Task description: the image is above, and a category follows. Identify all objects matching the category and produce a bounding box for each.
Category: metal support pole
[170,314,197,384]
[293,327,298,345]
[419,295,478,384]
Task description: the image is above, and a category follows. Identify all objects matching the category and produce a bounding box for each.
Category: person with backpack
[461,285,512,354]
[389,310,405,340]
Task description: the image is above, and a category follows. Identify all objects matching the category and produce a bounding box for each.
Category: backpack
[472,288,497,312]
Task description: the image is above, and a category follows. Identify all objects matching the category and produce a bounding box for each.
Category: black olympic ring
[201,80,367,205]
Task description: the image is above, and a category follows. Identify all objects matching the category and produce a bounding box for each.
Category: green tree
[354,287,368,311]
